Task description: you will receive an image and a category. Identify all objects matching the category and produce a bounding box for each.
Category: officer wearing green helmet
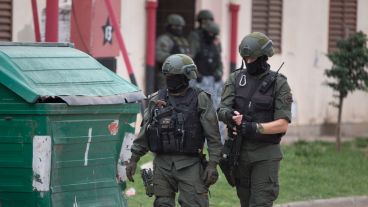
[126,54,222,207]
[155,14,191,90]
[218,32,293,207]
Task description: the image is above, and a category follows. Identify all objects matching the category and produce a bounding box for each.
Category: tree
[325,31,368,152]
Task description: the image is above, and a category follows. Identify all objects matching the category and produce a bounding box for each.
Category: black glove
[202,161,219,186]
[196,74,203,83]
[214,74,222,82]
[239,121,257,138]
[126,155,140,182]
[227,125,236,139]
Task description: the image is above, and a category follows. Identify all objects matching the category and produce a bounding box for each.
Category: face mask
[166,74,189,93]
[167,25,183,36]
[203,31,216,43]
[245,55,270,75]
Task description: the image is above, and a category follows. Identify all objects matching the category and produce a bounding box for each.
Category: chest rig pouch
[234,70,283,144]
[146,88,205,154]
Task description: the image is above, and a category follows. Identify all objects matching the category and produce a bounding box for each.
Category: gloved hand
[196,74,203,83]
[239,121,257,138]
[202,161,219,186]
[214,74,222,82]
[126,155,140,182]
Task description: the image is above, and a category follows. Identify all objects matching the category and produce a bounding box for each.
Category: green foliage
[325,31,368,100]
[125,139,368,206]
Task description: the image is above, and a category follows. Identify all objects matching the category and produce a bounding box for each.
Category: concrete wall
[11,0,368,137]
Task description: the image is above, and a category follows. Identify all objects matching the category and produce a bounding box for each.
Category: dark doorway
[156,0,196,37]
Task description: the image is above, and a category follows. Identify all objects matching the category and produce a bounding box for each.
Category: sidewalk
[275,196,368,207]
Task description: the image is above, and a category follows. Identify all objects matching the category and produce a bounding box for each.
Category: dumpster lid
[0,42,145,105]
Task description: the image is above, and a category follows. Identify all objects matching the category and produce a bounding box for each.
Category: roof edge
[0,42,74,48]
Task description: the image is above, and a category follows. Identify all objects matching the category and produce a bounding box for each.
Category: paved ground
[275,196,368,207]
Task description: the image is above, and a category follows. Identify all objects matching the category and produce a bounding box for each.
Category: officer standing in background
[188,9,215,58]
[218,32,293,207]
[126,54,222,207]
[155,14,191,90]
[191,21,223,107]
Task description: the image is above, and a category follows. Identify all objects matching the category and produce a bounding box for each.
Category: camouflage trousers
[190,76,225,143]
[153,161,208,207]
[235,159,280,207]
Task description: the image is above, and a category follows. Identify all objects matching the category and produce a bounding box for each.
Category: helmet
[197,10,214,21]
[238,32,274,58]
[203,22,219,35]
[162,54,198,79]
[166,14,185,27]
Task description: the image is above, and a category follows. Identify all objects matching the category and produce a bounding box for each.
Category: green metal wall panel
[0,119,35,193]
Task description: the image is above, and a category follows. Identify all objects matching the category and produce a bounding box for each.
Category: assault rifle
[219,114,253,187]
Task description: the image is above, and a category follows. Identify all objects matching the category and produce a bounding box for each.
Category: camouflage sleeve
[197,91,223,163]
[273,74,293,123]
[217,72,238,125]
[156,35,174,63]
[188,30,200,58]
[130,94,158,157]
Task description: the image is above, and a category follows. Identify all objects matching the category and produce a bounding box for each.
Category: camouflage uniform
[128,54,222,207]
[218,32,292,207]
[155,14,191,90]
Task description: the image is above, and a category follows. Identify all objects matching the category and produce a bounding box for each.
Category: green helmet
[197,10,214,21]
[203,22,219,35]
[162,54,198,79]
[166,14,185,27]
[238,32,274,58]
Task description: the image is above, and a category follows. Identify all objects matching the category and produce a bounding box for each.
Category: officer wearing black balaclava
[127,54,223,207]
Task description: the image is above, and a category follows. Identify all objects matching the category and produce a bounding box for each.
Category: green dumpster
[0,43,145,207]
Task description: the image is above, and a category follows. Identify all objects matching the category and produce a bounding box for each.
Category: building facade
[6,0,368,138]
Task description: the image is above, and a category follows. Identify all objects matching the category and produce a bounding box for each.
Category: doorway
[156,0,196,37]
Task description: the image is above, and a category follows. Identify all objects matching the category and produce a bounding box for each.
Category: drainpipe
[229,0,240,72]
[45,0,59,42]
[31,0,41,42]
[145,0,158,95]
[104,0,138,86]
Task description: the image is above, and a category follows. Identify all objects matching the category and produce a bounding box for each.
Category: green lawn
[125,138,368,206]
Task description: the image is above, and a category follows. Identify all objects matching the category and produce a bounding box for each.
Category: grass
[125,138,368,206]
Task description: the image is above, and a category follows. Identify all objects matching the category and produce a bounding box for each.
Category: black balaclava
[166,74,189,93]
[245,55,270,75]
[167,25,183,36]
[203,31,216,44]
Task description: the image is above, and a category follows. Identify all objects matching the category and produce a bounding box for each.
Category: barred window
[328,0,357,52]
[0,0,12,41]
[251,0,283,53]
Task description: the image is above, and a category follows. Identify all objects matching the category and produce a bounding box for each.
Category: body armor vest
[194,31,220,76]
[146,87,205,154]
[234,70,283,144]
[170,35,191,56]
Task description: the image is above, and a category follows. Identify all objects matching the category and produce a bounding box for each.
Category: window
[328,0,357,52]
[0,0,12,41]
[251,0,283,53]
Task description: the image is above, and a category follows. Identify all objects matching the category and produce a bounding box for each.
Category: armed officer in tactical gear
[218,32,293,207]
[126,54,222,207]
[155,14,191,90]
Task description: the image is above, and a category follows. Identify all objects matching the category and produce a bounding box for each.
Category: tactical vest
[146,87,205,155]
[194,31,220,76]
[234,70,283,144]
[169,35,191,56]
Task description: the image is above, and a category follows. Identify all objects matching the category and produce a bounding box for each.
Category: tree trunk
[336,94,344,152]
